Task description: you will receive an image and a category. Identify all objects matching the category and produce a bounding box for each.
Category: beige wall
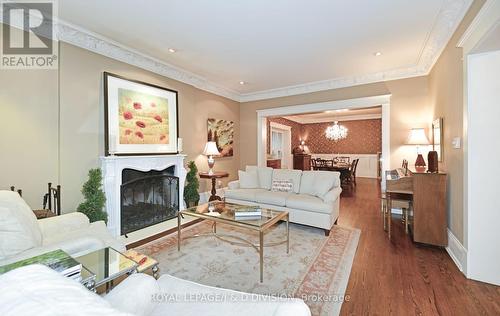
[0,24,59,208]
[240,77,431,170]
[0,68,59,208]
[429,0,485,243]
[1,40,240,211]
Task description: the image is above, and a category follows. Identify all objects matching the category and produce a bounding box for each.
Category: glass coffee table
[76,247,138,292]
[178,201,289,282]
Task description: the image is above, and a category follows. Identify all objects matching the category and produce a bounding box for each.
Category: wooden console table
[199,172,229,201]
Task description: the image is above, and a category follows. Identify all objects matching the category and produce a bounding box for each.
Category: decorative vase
[427,151,439,173]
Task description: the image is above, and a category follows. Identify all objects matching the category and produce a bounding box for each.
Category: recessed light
[168,48,176,53]
[239,81,245,85]
[374,52,382,56]
[336,109,349,112]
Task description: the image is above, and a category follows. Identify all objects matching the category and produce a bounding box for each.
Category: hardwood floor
[339,178,500,315]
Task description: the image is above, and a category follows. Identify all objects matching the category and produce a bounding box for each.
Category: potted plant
[184,161,200,207]
[77,168,108,223]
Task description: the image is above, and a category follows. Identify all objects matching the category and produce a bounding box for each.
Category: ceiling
[56,0,472,101]
[283,106,382,124]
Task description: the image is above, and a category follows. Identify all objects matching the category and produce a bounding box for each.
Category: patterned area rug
[137,221,360,316]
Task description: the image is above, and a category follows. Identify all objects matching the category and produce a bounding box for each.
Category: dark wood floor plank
[339,178,500,316]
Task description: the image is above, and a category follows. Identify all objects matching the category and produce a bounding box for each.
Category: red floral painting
[118,88,169,144]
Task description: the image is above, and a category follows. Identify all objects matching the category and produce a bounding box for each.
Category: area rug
[137,221,360,316]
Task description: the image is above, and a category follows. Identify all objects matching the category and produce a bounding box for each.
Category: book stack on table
[233,205,262,220]
[0,249,83,281]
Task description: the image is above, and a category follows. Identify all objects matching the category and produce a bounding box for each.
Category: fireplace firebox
[120,167,179,235]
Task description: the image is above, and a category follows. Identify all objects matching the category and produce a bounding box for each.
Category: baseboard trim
[446,228,467,274]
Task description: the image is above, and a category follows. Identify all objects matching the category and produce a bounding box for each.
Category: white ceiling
[283,106,382,124]
[56,0,472,101]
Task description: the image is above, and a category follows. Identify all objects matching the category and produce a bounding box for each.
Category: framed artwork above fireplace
[104,72,179,155]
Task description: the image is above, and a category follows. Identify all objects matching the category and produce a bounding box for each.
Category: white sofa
[0,190,124,266]
[0,265,311,316]
[225,166,342,235]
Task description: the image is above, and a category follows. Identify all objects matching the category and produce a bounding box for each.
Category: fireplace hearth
[121,167,179,235]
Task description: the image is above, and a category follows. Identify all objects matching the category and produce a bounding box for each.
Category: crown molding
[1,0,472,102]
[55,20,241,102]
[457,0,500,53]
[239,66,425,102]
[283,113,382,124]
[416,0,474,72]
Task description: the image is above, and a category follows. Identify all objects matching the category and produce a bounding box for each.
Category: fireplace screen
[120,167,179,235]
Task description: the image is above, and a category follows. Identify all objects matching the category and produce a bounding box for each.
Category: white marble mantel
[100,155,187,237]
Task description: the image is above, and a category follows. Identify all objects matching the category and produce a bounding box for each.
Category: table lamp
[203,141,220,175]
[406,128,430,170]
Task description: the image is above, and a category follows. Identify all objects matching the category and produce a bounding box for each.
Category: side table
[123,249,159,279]
[199,171,229,201]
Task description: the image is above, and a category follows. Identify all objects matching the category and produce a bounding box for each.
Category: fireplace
[101,155,187,237]
[120,167,179,235]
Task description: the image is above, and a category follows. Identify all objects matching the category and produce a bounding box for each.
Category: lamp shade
[406,128,430,145]
[203,141,220,156]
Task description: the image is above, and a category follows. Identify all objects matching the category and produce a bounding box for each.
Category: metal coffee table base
[178,215,290,283]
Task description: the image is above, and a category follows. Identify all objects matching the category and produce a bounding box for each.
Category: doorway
[270,122,292,169]
[256,95,391,186]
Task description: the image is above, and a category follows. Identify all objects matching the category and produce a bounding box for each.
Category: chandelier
[325,121,348,142]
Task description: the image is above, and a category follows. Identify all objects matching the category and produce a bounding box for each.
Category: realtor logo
[1,0,58,69]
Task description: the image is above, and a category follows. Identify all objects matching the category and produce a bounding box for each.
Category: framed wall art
[207,118,234,157]
[104,72,178,155]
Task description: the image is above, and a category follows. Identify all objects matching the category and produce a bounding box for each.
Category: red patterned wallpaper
[302,119,381,154]
[267,117,303,154]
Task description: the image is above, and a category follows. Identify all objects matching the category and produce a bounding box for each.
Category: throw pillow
[238,170,259,189]
[245,166,273,190]
[271,179,294,192]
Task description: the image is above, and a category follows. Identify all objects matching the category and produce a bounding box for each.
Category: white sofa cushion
[299,171,340,198]
[225,189,267,202]
[105,273,159,316]
[286,194,332,214]
[255,191,292,207]
[0,265,130,316]
[153,274,310,316]
[238,170,259,189]
[246,166,273,190]
[0,191,42,260]
[272,169,302,194]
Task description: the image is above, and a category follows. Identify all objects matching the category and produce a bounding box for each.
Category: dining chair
[310,158,317,170]
[10,186,22,197]
[325,159,334,168]
[351,158,359,185]
[338,156,351,164]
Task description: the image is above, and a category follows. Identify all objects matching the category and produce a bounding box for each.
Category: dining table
[311,160,351,183]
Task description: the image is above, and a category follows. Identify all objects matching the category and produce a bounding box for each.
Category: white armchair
[0,190,124,266]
